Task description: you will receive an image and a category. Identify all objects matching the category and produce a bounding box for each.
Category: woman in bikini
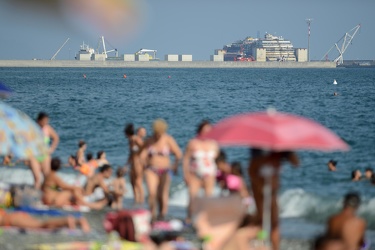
[140,119,182,221]
[125,124,147,204]
[183,120,219,224]
[29,112,60,189]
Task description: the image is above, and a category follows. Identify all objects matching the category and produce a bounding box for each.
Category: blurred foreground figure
[313,235,345,250]
[5,0,144,42]
[326,192,366,250]
[248,149,299,250]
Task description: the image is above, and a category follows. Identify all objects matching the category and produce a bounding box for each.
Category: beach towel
[28,240,142,250]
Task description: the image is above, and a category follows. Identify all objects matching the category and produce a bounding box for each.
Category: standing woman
[140,119,182,221]
[124,124,146,204]
[29,112,59,189]
[183,120,219,224]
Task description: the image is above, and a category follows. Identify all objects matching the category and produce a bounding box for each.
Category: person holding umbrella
[199,110,349,249]
[249,149,299,250]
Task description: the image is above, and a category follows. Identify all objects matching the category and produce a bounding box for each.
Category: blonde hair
[153,119,168,135]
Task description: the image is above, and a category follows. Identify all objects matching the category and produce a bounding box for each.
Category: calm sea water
[1,67,375,239]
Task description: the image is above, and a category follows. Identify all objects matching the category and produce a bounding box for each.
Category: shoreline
[0,60,336,69]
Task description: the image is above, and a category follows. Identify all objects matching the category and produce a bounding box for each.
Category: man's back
[327,212,366,250]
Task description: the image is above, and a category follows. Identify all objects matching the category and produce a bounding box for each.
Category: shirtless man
[83,164,113,208]
[248,149,299,250]
[326,192,366,250]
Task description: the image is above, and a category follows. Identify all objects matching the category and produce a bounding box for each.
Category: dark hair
[51,157,61,171]
[328,160,337,166]
[124,123,135,137]
[37,112,48,121]
[196,120,211,135]
[116,168,125,177]
[86,153,93,161]
[78,140,86,148]
[97,151,104,159]
[343,192,360,209]
[100,164,112,173]
[216,150,227,164]
[231,162,243,176]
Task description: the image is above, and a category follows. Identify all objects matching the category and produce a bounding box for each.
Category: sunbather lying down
[0,209,90,233]
[192,195,269,250]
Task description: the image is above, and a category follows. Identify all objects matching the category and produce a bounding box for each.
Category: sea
[0,67,374,242]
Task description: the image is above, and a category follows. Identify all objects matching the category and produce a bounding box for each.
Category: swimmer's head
[86,153,93,161]
[351,169,361,180]
[37,112,49,126]
[343,192,361,209]
[124,123,135,137]
[51,157,61,172]
[78,140,86,149]
[196,120,211,135]
[365,168,373,179]
[153,119,168,137]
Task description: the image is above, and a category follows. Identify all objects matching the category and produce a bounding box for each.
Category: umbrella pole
[260,166,274,246]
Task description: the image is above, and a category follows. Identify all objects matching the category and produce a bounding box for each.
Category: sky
[0,0,374,61]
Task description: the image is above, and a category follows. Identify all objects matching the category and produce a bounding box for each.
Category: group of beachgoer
[0,113,371,250]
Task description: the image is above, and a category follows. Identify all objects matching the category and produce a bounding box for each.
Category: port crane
[50,38,70,60]
[96,36,118,58]
[321,24,361,65]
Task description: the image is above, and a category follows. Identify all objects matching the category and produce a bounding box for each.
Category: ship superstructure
[217,33,306,62]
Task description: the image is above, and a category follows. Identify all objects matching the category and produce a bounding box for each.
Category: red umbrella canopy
[200,111,349,152]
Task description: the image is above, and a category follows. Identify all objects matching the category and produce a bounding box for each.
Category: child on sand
[111,168,126,210]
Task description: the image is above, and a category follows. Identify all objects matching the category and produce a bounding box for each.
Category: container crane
[321,24,361,65]
[50,38,70,60]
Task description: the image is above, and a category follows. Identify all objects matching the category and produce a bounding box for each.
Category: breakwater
[0,60,336,68]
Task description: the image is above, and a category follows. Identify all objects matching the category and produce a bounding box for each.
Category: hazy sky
[0,0,374,61]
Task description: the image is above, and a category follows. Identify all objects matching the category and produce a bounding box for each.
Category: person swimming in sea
[351,169,362,182]
[327,160,338,171]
